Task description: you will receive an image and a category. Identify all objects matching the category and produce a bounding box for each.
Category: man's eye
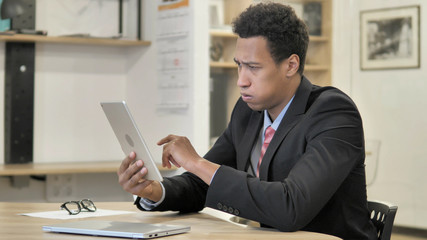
[248,65,258,69]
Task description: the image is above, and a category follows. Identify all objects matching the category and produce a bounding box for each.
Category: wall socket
[46,174,76,202]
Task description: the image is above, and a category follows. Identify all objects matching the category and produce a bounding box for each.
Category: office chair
[368,200,398,240]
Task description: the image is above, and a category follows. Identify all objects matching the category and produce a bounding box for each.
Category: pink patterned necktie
[257,126,275,177]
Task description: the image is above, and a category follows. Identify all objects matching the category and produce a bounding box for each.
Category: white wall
[0,0,209,202]
[1,0,210,164]
[33,44,126,163]
[333,0,427,229]
[126,0,209,161]
[25,0,129,163]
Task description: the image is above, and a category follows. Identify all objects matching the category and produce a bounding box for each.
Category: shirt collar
[263,95,295,134]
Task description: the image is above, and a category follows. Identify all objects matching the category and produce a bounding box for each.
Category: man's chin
[245,102,263,112]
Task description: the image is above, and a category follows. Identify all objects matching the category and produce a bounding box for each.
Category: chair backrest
[368,200,398,240]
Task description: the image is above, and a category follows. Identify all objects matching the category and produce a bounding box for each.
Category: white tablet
[101,101,163,182]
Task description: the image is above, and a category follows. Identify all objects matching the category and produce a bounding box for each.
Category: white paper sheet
[20,209,135,220]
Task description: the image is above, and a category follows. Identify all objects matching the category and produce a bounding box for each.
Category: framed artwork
[360,6,420,70]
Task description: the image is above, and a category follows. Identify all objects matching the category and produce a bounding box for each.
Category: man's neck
[267,75,301,121]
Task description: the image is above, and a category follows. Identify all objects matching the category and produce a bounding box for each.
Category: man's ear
[285,54,300,77]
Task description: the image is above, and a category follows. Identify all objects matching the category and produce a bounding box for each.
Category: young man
[118,3,377,240]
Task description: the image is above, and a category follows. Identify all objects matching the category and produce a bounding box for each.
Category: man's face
[234,36,297,119]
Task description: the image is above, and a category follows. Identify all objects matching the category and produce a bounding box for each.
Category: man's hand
[157,135,202,170]
[117,152,163,202]
[157,134,220,185]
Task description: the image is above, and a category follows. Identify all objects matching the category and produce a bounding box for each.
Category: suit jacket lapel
[236,110,263,171]
[259,76,313,180]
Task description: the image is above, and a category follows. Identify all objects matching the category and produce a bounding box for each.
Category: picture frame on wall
[360,5,420,70]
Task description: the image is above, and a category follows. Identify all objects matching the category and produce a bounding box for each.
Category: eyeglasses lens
[81,199,97,212]
[63,201,80,215]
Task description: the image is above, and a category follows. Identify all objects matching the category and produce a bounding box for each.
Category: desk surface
[0,202,341,240]
[0,161,175,176]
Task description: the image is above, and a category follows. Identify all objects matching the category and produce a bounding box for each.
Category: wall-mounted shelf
[210,62,330,71]
[305,65,330,71]
[0,34,151,46]
[209,30,236,38]
[210,61,236,68]
[209,30,329,42]
[310,36,329,42]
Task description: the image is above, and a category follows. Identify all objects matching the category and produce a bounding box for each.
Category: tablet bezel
[101,101,163,182]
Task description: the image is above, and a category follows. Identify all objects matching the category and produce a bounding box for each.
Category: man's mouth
[241,93,252,101]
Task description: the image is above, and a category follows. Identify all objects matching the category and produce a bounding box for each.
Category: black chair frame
[368,200,398,240]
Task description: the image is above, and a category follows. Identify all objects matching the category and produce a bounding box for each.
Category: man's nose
[237,69,250,88]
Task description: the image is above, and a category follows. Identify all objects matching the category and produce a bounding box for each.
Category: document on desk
[20,209,135,220]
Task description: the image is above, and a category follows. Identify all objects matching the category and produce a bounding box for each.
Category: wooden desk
[0,161,175,176]
[0,202,341,240]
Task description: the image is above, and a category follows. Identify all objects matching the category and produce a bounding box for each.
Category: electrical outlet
[46,174,76,202]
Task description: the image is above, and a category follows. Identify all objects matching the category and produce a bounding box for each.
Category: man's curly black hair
[232,3,309,75]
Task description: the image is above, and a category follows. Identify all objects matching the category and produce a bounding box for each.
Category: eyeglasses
[60,199,97,215]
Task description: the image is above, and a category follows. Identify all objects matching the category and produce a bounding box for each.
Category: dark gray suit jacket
[136,77,377,240]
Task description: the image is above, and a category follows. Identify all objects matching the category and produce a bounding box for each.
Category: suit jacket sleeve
[135,100,241,213]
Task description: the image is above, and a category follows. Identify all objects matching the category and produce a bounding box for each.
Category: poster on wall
[156,0,191,113]
[360,5,420,70]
